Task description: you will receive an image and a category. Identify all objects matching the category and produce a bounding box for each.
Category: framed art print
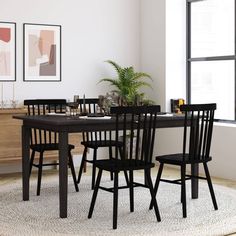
[0,22,16,81]
[23,23,61,82]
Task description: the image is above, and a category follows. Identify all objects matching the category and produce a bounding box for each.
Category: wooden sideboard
[0,108,83,164]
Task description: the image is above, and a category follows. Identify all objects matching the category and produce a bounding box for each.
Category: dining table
[13,113,199,218]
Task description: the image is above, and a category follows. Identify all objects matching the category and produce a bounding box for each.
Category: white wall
[210,124,236,180]
[1,0,236,181]
[140,0,182,160]
[0,0,141,104]
[140,0,186,111]
[166,0,186,111]
[140,0,236,181]
[0,0,141,173]
[140,0,166,110]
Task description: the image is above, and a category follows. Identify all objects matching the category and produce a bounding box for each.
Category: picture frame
[0,22,16,81]
[23,23,61,82]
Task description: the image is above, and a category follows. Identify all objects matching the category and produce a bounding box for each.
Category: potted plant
[99,60,153,106]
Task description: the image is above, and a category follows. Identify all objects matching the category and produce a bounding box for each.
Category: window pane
[191,60,235,120]
[191,0,234,58]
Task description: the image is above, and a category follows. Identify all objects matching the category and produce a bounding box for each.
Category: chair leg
[149,163,164,210]
[113,171,119,229]
[29,150,35,176]
[83,157,87,173]
[68,150,79,192]
[124,171,129,186]
[91,148,97,190]
[145,169,161,222]
[88,169,103,219]
[36,151,44,196]
[109,146,113,181]
[129,170,134,212]
[203,163,218,210]
[77,147,87,183]
[181,164,187,218]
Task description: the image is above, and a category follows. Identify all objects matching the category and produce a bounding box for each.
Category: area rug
[0,175,236,236]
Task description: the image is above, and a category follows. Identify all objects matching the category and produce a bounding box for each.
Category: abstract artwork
[0,22,16,81]
[23,23,61,81]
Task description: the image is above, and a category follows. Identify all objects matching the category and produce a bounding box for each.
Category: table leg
[22,126,30,201]
[59,131,68,218]
[191,163,199,199]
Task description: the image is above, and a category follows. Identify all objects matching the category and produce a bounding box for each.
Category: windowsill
[214,120,236,128]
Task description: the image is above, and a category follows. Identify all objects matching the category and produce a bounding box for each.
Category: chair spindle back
[24,99,66,146]
[181,103,216,162]
[110,105,160,167]
[78,98,112,143]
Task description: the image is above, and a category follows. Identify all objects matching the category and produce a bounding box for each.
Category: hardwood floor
[0,165,235,235]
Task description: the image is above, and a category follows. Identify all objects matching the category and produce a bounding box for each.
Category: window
[187,0,235,120]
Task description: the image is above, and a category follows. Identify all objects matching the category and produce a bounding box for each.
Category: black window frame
[186,0,236,121]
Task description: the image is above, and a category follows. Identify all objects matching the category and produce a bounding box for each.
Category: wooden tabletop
[13,113,185,132]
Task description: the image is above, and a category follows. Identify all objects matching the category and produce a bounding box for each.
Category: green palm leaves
[99,60,153,105]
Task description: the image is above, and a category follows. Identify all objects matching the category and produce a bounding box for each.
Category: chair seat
[81,140,123,148]
[156,153,212,165]
[30,143,75,152]
[94,158,155,171]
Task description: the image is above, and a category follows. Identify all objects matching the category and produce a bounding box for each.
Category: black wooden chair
[88,105,161,229]
[77,98,124,189]
[24,99,79,195]
[150,103,218,218]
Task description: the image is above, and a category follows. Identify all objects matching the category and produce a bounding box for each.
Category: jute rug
[0,174,236,236]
